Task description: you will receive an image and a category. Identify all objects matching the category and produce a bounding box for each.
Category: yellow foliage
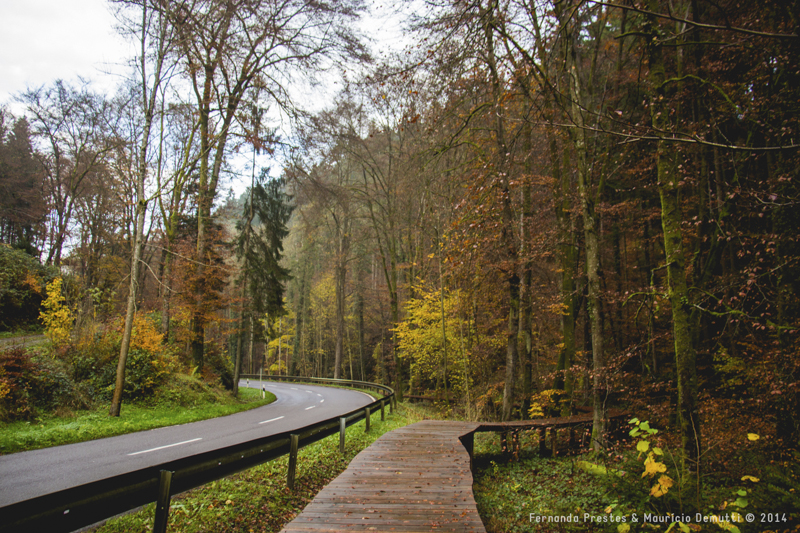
[746,433,760,441]
[111,311,165,353]
[528,389,563,418]
[642,453,667,477]
[741,475,759,482]
[0,366,10,400]
[23,272,42,294]
[650,475,674,497]
[528,401,544,418]
[39,277,74,347]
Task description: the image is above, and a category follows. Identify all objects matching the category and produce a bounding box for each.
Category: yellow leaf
[650,475,673,497]
[747,433,760,441]
[650,483,668,497]
[741,475,760,482]
[637,440,650,453]
[618,524,631,533]
[642,455,667,477]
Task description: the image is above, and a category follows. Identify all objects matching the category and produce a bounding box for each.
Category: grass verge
[0,384,275,455]
[93,403,423,533]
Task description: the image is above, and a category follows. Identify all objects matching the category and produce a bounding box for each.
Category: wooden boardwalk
[280,420,485,532]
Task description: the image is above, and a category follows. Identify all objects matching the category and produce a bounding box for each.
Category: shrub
[0,347,91,421]
[40,277,74,346]
[92,348,175,401]
[0,246,53,331]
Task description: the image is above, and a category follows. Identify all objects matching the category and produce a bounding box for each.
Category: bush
[0,246,55,331]
[92,348,176,401]
[0,347,91,421]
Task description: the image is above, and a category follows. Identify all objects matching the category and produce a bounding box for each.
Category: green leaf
[630,428,641,437]
[576,461,608,475]
[736,490,747,497]
[629,417,640,425]
[639,421,651,431]
[653,447,664,455]
[678,521,691,533]
[636,440,650,453]
[733,497,748,508]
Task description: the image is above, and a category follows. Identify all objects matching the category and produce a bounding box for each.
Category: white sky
[0,0,135,108]
[0,0,411,107]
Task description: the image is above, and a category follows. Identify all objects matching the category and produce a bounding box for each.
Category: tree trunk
[333,223,349,379]
[645,7,701,476]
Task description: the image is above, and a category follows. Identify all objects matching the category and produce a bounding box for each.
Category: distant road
[0,380,374,507]
[0,334,46,349]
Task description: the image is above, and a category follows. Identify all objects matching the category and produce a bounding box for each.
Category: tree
[161,0,368,371]
[110,0,176,417]
[19,80,117,266]
[0,111,44,255]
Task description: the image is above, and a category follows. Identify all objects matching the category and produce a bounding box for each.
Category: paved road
[0,334,46,349]
[0,380,374,506]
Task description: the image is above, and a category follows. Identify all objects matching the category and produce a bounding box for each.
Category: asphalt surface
[0,380,374,506]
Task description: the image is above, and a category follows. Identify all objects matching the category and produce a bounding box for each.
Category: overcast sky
[0,0,410,192]
[0,1,411,109]
[0,0,135,108]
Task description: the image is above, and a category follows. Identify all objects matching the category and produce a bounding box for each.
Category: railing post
[538,427,547,455]
[339,417,346,454]
[461,432,475,473]
[365,407,371,432]
[380,400,385,421]
[287,434,299,490]
[153,470,174,533]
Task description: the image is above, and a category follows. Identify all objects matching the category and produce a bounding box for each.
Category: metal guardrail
[0,376,394,533]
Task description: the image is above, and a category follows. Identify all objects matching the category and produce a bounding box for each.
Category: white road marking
[128,438,202,456]
[306,390,313,393]
[305,405,315,410]
[291,387,298,390]
[259,416,285,425]
[316,393,322,397]
[320,399,325,403]
[358,391,376,402]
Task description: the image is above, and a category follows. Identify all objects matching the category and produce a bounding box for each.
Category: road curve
[0,380,374,507]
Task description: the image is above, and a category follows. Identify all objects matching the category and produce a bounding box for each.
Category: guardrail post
[287,434,299,490]
[380,400,385,421]
[153,469,174,533]
[339,417,346,454]
[365,407,371,432]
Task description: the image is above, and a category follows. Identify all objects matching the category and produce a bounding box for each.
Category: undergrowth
[92,403,422,533]
[474,431,611,533]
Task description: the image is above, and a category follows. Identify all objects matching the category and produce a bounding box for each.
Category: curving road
[0,380,374,507]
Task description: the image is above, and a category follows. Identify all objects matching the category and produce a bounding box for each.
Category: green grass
[473,431,613,533]
[0,385,276,455]
[93,402,423,533]
[0,328,43,339]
